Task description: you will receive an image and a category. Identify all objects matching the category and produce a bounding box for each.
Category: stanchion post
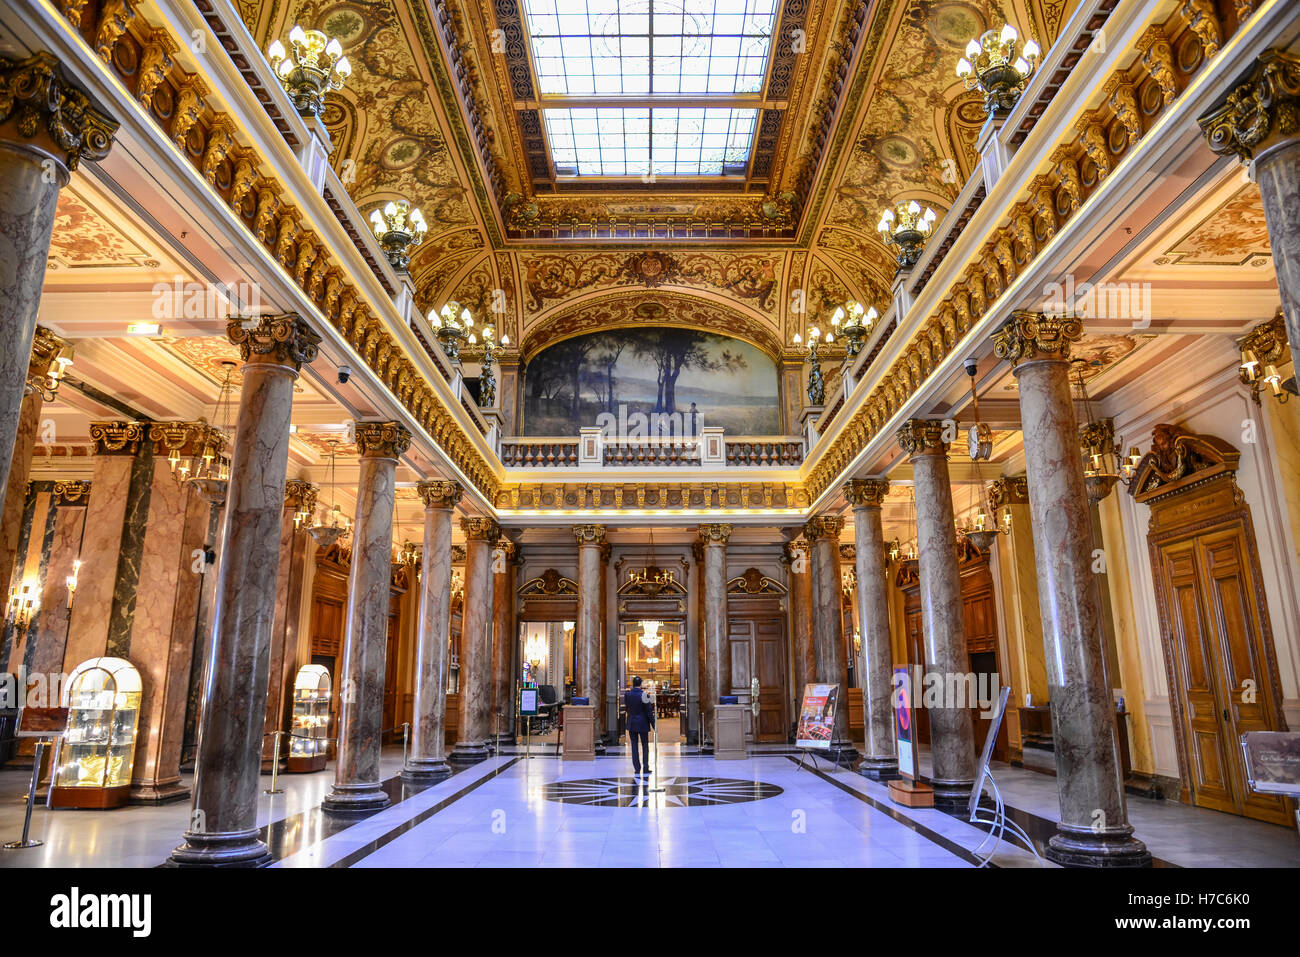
[4,740,47,849]
[264,731,284,795]
[402,722,410,769]
[649,693,664,793]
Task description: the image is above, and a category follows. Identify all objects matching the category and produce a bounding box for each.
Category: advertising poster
[520,688,538,716]
[795,683,839,749]
[893,666,916,780]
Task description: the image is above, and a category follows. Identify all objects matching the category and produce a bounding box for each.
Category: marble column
[263,479,317,770]
[404,481,461,781]
[0,328,67,637]
[698,524,731,746]
[1199,49,1300,372]
[169,315,319,866]
[783,540,814,728]
[597,540,611,749]
[844,479,898,779]
[896,419,976,809]
[450,517,498,764]
[323,422,410,814]
[0,56,114,500]
[690,539,705,746]
[804,514,857,762]
[487,536,517,748]
[573,525,605,736]
[992,312,1151,867]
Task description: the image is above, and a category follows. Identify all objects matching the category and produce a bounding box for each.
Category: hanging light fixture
[639,619,664,651]
[429,300,473,361]
[309,439,351,549]
[267,26,351,117]
[524,629,547,668]
[878,200,938,270]
[1072,359,1141,503]
[161,361,235,487]
[628,527,675,595]
[26,342,74,402]
[368,200,427,271]
[829,301,879,359]
[956,23,1041,117]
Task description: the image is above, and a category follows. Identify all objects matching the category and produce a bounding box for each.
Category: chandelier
[956,24,1041,117]
[369,200,427,272]
[524,630,547,667]
[164,361,235,485]
[430,301,473,361]
[829,301,878,359]
[308,439,352,549]
[267,26,351,117]
[961,463,1005,552]
[1073,359,1142,503]
[638,620,663,651]
[1239,312,1296,405]
[628,527,676,595]
[878,200,937,269]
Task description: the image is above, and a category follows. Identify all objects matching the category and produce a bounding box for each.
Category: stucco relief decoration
[1163,185,1272,266]
[47,191,152,268]
[522,252,780,313]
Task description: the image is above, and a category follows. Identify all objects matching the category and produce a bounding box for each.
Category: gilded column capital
[990,310,1083,367]
[417,480,463,509]
[450,544,467,563]
[461,517,500,541]
[986,474,1030,508]
[572,524,606,546]
[803,514,844,541]
[839,543,856,563]
[148,421,225,458]
[89,420,145,456]
[284,479,318,512]
[52,479,90,506]
[354,421,412,459]
[843,478,889,508]
[895,419,947,457]
[1199,50,1300,163]
[226,315,321,371]
[0,52,118,175]
[697,523,732,545]
[781,540,808,566]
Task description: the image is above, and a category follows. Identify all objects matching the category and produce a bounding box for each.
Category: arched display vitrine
[51,657,142,809]
[288,664,331,772]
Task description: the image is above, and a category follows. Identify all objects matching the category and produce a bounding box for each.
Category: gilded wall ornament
[992,311,1084,366]
[803,514,843,541]
[697,523,733,544]
[89,421,146,456]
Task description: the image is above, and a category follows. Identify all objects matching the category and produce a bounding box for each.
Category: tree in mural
[632,329,747,415]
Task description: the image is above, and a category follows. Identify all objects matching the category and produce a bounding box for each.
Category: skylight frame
[519,0,780,181]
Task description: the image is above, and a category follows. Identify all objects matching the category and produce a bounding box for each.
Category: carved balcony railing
[500,440,580,467]
[724,438,804,467]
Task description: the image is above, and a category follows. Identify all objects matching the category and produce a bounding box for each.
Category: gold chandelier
[267,26,351,117]
[430,301,474,361]
[369,200,427,272]
[1073,360,1142,503]
[628,527,675,595]
[308,439,352,548]
[878,200,937,269]
[956,24,1041,116]
[829,301,878,359]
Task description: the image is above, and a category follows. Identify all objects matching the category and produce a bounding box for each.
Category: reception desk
[563,705,596,761]
[714,704,747,760]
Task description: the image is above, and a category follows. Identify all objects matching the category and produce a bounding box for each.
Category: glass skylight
[524,0,778,96]
[545,107,757,177]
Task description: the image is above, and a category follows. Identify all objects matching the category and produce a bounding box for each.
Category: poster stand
[795,746,849,774]
[966,686,1041,866]
[887,664,933,807]
[3,707,67,850]
[793,683,845,773]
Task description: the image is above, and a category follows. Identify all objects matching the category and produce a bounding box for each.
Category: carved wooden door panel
[727,618,753,740]
[1160,540,1236,815]
[754,617,787,743]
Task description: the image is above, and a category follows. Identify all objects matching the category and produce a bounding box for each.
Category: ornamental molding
[89,420,145,456]
[284,479,318,512]
[52,479,91,506]
[354,421,413,459]
[148,421,225,458]
[417,480,463,509]
[986,475,1030,508]
[0,52,117,174]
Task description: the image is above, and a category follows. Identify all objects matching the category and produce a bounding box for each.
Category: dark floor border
[329,758,522,868]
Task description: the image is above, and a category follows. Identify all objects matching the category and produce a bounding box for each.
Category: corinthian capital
[1198,49,1300,163]
[354,421,412,458]
[803,514,844,541]
[843,478,889,508]
[0,52,118,175]
[572,524,606,546]
[697,523,732,545]
[990,310,1083,366]
[418,480,463,509]
[226,315,321,371]
[895,419,947,457]
[461,517,500,541]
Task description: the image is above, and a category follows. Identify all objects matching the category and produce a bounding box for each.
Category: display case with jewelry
[49,657,142,809]
[288,664,332,772]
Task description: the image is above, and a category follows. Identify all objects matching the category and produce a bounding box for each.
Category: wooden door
[1158,529,1290,825]
[728,618,753,739]
[753,617,787,743]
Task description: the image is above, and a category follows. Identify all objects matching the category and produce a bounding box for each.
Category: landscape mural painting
[522,328,781,437]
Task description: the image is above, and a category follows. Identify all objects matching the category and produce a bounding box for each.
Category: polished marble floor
[1,744,1296,868]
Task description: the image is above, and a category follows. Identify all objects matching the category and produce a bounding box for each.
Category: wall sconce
[369,200,427,272]
[27,343,74,403]
[65,560,81,610]
[267,26,351,117]
[878,200,937,269]
[430,301,473,361]
[830,301,878,359]
[8,583,38,636]
[956,23,1040,117]
[1239,313,1296,405]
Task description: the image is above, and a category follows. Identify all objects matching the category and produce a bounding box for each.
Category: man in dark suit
[624,676,655,776]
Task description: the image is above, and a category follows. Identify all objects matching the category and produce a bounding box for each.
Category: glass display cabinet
[288,664,331,772]
[50,657,142,809]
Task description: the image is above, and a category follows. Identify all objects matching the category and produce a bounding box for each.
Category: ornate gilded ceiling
[236,0,1080,351]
